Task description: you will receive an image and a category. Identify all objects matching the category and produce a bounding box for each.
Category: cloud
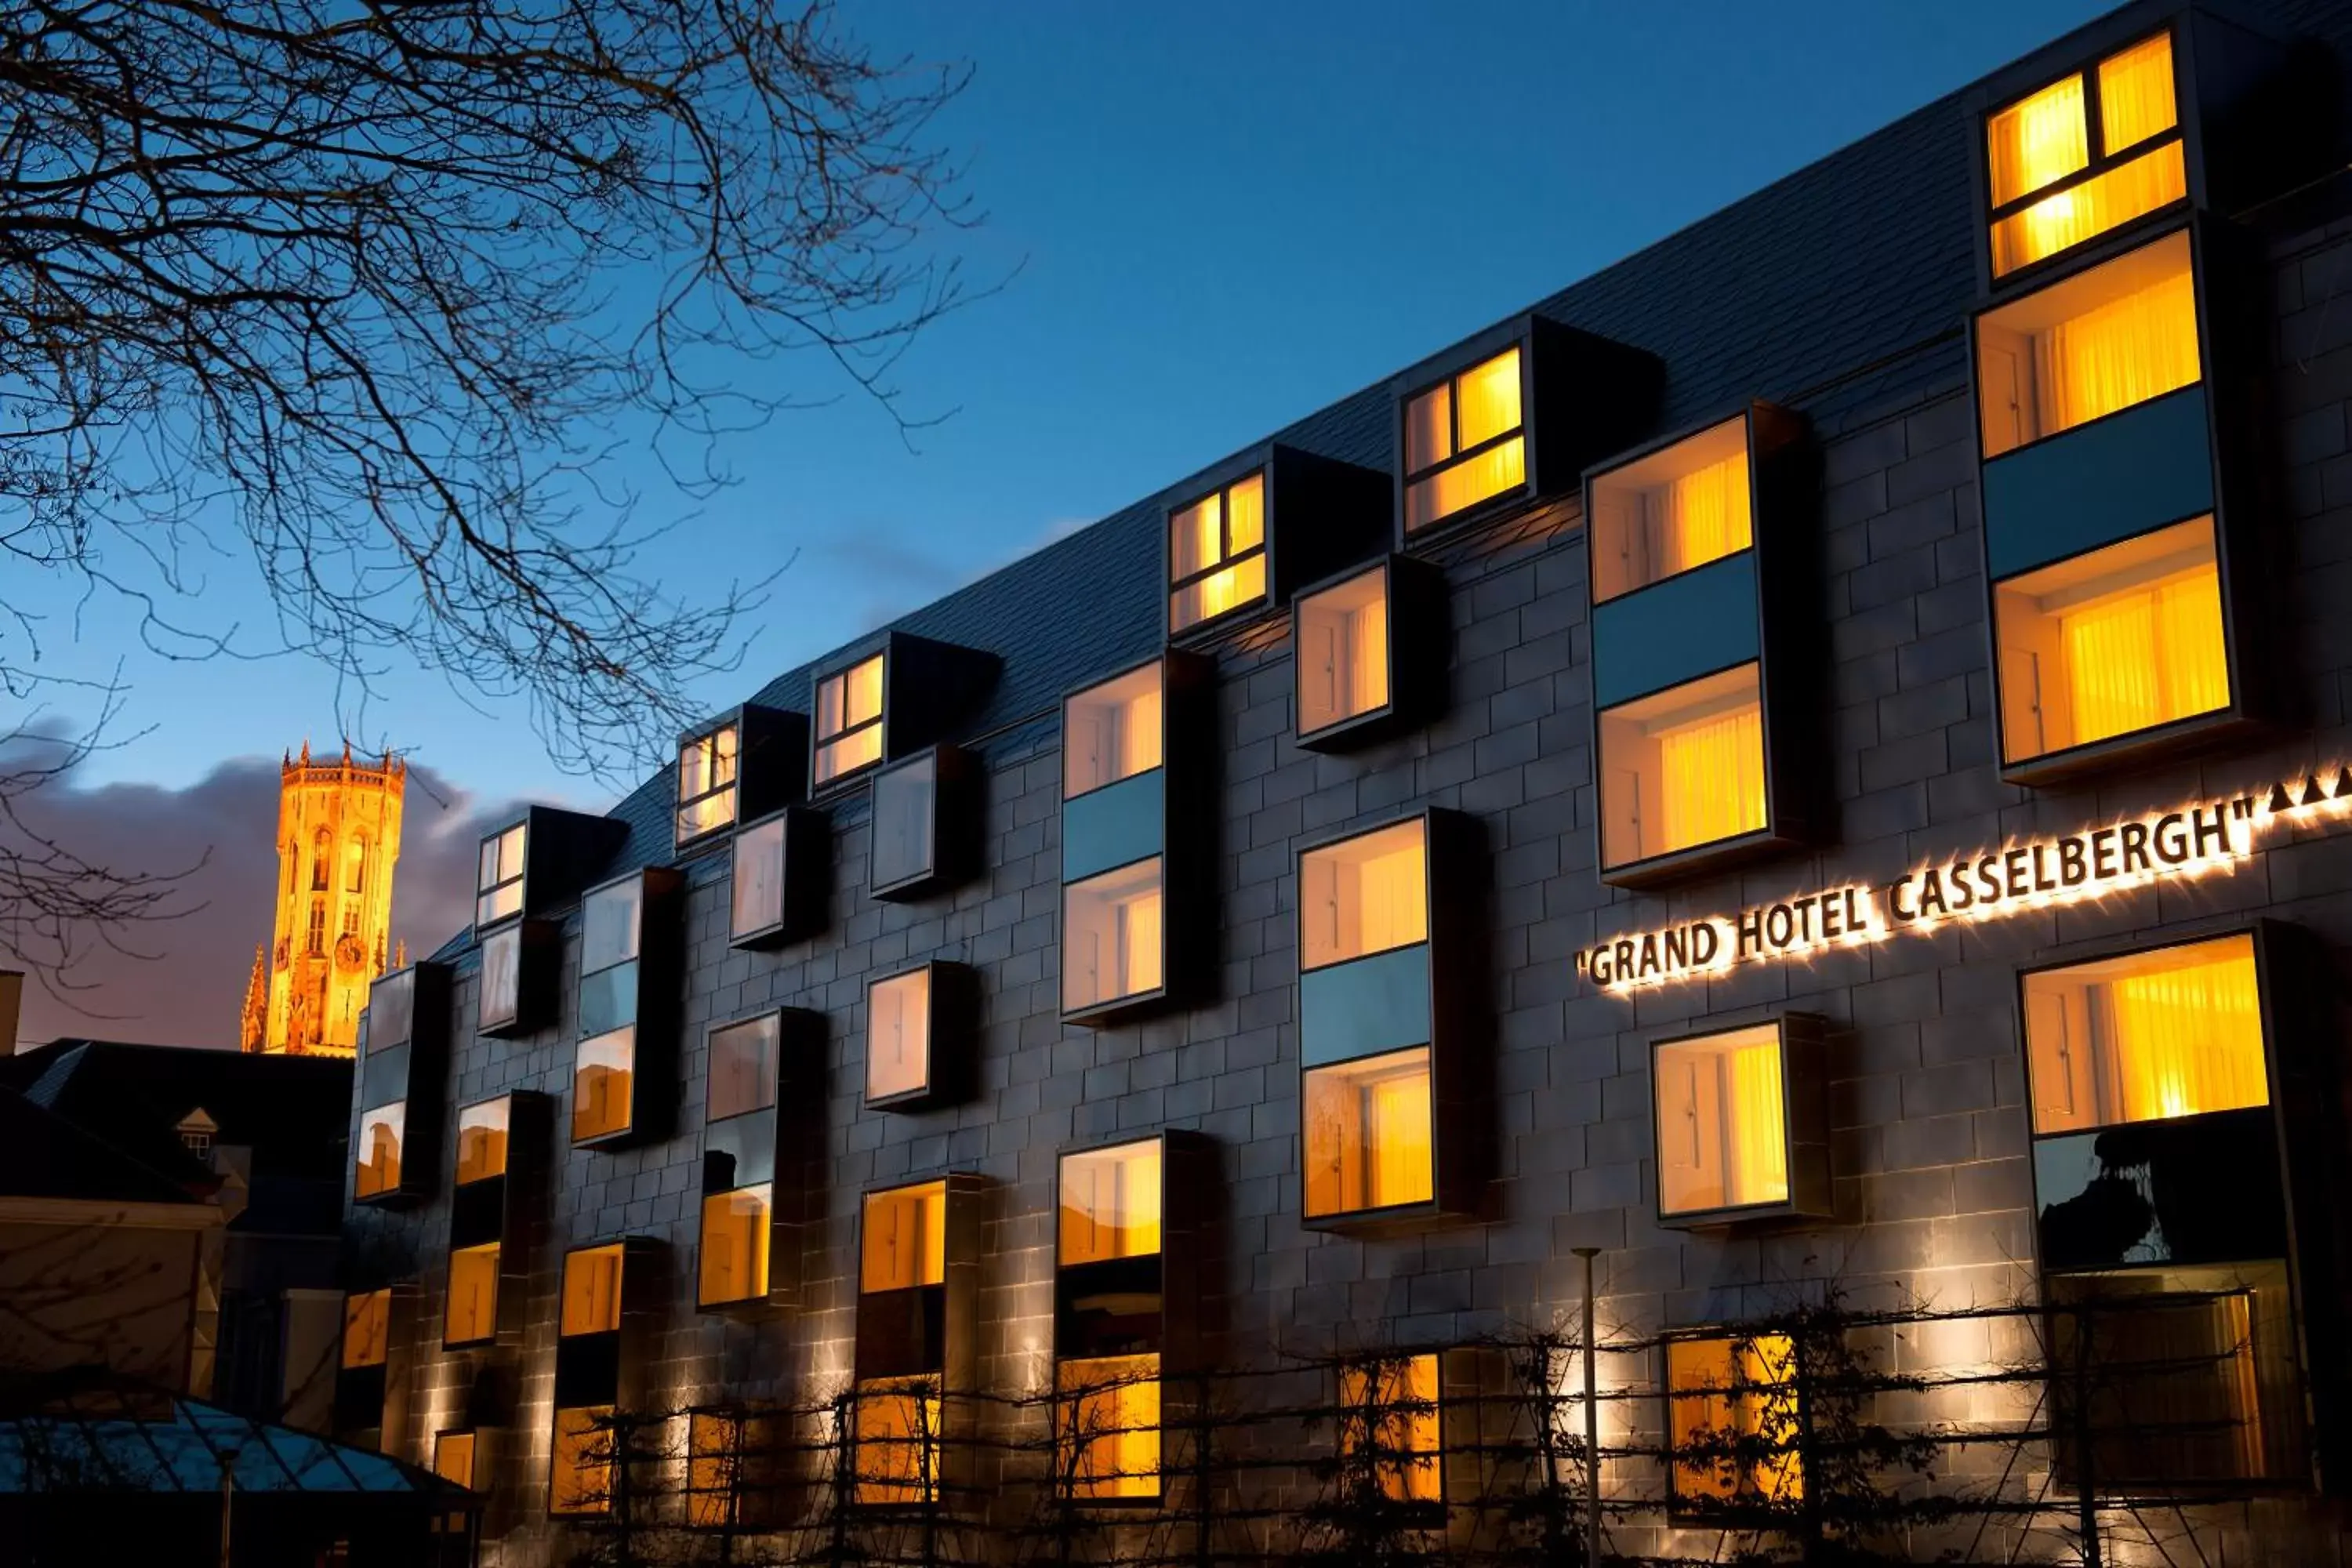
[1,743,526,1051]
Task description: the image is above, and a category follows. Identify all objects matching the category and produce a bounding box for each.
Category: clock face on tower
[335,933,368,972]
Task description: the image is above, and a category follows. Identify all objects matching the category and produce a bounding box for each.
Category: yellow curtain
[1226,474,1265,554]
[1456,348,1523,450]
[1340,1355,1441,1502]
[1994,141,2186,277]
[1366,1062,1434,1210]
[1355,832,1428,956]
[1656,450,1752,575]
[1737,1336,1804,1503]
[1347,591,1389,715]
[1406,383,1452,473]
[855,1377,942,1504]
[2035,263,2199,434]
[2062,561,2227,744]
[1117,882,1163,996]
[1724,1039,1789,1208]
[1060,1357,1160,1499]
[2100,34,2178,154]
[1987,74,2087,207]
[1407,436,1523,532]
[1658,702,1766,852]
[2105,952,2267,1122]
[562,1246,623,1336]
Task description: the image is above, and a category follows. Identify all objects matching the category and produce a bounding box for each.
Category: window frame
[474,819,528,930]
[354,1100,406,1203]
[1660,1328,1807,1519]
[1295,815,1436,978]
[811,648,890,791]
[1061,655,1170,804]
[1594,658,1778,882]
[673,717,742,851]
[696,1182,775,1310]
[1397,340,1534,539]
[866,742,978,902]
[1058,853,1169,1025]
[444,1240,503,1350]
[1164,468,1271,639]
[1978,24,2187,287]
[863,962,956,1111]
[1582,408,1766,607]
[706,1010,784,1128]
[728,805,825,950]
[1649,1015,1831,1229]
[1334,1350,1446,1508]
[1290,555,1447,752]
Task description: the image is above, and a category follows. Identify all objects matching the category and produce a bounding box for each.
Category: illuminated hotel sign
[1570,780,2321,993]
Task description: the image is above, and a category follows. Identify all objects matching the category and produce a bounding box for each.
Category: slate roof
[0,1087,201,1207]
[435,0,2352,963]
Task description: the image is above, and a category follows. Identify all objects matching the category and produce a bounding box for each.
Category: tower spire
[249,741,407,1054]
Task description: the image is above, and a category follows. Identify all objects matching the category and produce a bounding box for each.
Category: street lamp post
[1572,1247,1602,1567]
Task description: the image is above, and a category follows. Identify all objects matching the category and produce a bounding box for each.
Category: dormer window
[1985,29,2183,279]
[477,823,525,927]
[815,654,886,786]
[176,1109,217,1157]
[1403,347,1525,535]
[677,723,739,846]
[1167,472,1266,634]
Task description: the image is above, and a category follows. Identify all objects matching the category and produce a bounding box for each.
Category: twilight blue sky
[43,0,2114,806]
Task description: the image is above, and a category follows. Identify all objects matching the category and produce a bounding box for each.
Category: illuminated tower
[240,742,406,1055]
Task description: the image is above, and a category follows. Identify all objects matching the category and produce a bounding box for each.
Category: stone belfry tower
[240,742,406,1055]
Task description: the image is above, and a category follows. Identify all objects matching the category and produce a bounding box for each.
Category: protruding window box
[728,806,829,950]
[675,704,811,855]
[444,1091,548,1350]
[809,631,1000,795]
[1586,404,1811,888]
[474,804,624,1039]
[1297,811,1480,1229]
[1292,555,1447,751]
[353,963,452,1208]
[1392,315,1661,546]
[699,1010,818,1315]
[864,963,974,1112]
[853,1175,984,1506]
[335,1287,395,1445]
[868,745,981,902]
[550,1239,660,1515]
[1650,1017,1831,1229]
[1971,223,2265,785]
[1968,16,2308,290]
[1163,446,1390,643]
[1054,1133,1210,1504]
[571,868,684,1151]
[1060,655,1211,1025]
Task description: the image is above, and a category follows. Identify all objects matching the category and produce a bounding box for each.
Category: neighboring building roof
[434,0,2352,964]
[0,1041,351,1192]
[0,1367,469,1500]
[0,1087,202,1207]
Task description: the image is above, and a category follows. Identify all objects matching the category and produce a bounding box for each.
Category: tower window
[1168,471,1267,634]
[815,654,886,787]
[312,829,332,891]
[1403,346,1526,533]
[1984,30,2183,278]
[345,838,367,895]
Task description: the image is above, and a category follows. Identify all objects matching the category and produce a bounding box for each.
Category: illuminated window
[561,1244,625,1338]
[699,1185,772,1308]
[1598,663,1767,869]
[866,970,932,1105]
[354,1103,404,1200]
[1304,1046,1434,1219]
[312,829,332,892]
[677,724,739,846]
[434,1430,476,1490]
[815,654,886,786]
[731,815,787,942]
[454,1099,509,1185]
[1589,416,1752,602]
[1065,665,1164,797]
[708,1014,779,1124]
[1338,1353,1442,1503]
[870,751,938,892]
[863,1181,948,1292]
[1654,1025,1790,1218]
[307,900,326,954]
[1299,820,1428,972]
[1058,1356,1160,1500]
[1986,31,2183,278]
[1058,1142,1162,1265]
[446,1243,500,1346]
[476,823,526,927]
[478,924,521,1032]
[687,1412,746,1528]
[1994,516,2229,763]
[1062,858,1165,1014]
[573,1028,636,1142]
[1666,1334,1802,1505]
[551,1404,613,1515]
[582,876,641,975]
[1977,231,2198,459]
[1403,347,1526,533]
[2024,932,2265,1134]
[342,1290,390,1370]
[345,838,368,895]
[1296,567,1392,739]
[1168,472,1267,633]
[2049,1262,2296,1486]
[855,1376,943,1505]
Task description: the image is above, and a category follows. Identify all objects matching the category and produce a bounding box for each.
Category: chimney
[0,970,20,1057]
